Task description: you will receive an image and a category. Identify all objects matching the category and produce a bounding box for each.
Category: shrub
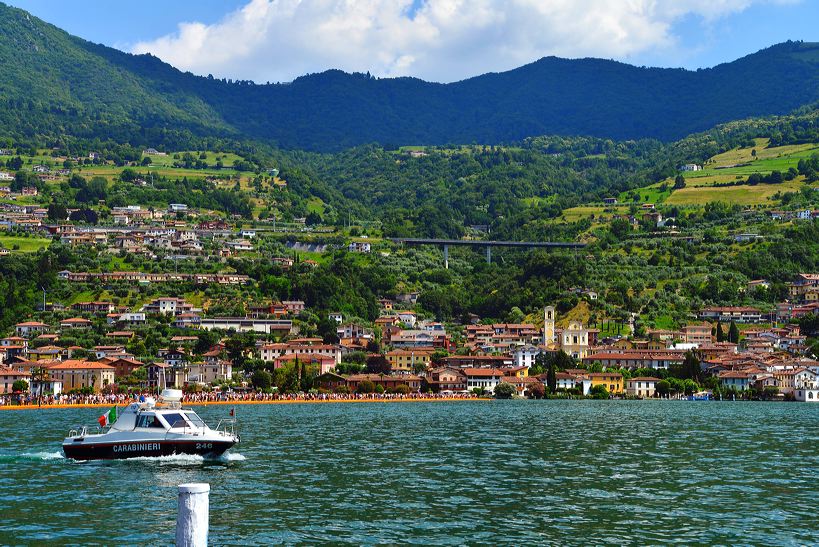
[251,369,272,390]
[527,382,546,399]
[590,384,609,399]
[494,382,515,399]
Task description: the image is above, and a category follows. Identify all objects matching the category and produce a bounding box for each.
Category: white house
[463,368,506,393]
[794,375,819,402]
[397,311,417,327]
[15,321,49,337]
[718,370,754,391]
[555,372,578,391]
[626,377,661,398]
[512,345,550,369]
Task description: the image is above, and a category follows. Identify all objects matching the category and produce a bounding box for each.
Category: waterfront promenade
[0,392,483,410]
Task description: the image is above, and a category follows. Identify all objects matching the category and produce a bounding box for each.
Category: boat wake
[80,452,246,466]
[21,451,66,461]
[1,450,245,465]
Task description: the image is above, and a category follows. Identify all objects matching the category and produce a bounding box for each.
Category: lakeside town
[2,146,819,406]
[3,276,819,406]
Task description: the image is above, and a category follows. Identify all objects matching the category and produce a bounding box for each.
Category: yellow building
[48,360,115,393]
[588,372,623,394]
[386,349,432,373]
[560,321,592,359]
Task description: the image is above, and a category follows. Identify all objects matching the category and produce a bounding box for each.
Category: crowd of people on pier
[0,390,479,407]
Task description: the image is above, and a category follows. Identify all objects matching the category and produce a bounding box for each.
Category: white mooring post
[176,483,210,547]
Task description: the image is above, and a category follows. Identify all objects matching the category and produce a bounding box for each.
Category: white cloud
[130,0,797,83]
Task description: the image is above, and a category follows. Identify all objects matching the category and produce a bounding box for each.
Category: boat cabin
[111,403,207,431]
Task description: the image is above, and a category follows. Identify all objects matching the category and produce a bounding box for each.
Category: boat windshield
[161,412,189,429]
[185,411,206,428]
[135,414,165,428]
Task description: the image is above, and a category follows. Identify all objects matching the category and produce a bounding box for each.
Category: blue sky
[6,0,818,83]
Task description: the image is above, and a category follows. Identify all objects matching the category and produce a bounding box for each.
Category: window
[161,413,189,429]
[136,414,165,428]
[185,412,206,428]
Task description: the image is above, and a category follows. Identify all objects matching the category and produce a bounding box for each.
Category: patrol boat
[62,390,239,460]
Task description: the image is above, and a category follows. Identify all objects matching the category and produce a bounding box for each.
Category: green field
[560,205,621,223]
[0,235,52,252]
[665,179,807,206]
[628,139,819,206]
[306,197,327,215]
[141,150,246,168]
[618,185,674,204]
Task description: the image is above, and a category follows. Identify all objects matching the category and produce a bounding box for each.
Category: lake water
[0,400,817,545]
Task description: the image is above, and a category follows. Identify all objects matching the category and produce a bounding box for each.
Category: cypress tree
[728,321,740,344]
[547,360,557,393]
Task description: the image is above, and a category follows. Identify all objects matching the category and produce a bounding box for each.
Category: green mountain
[1,2,819,151]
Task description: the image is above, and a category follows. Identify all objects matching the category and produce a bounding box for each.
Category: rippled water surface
[0,400,817,544]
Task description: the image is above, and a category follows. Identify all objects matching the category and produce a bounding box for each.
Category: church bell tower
[544,306,555,346]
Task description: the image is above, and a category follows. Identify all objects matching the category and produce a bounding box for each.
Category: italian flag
[98,406,117,427]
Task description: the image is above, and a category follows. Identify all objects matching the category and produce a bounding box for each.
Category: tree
[251,369,272,390]
[609,218,631,240]
[356,379,375,393]
[120,168,137,182]
[590,384,609,399]
[547,359,557,393]
[673,175,686,189]
[494,382,515,399]
[366,354,390,374]
[47,203,68,221]
[715,320,725,342]
[12,379,29,392]
[673,350,701,381]
[527,382,546,399]
[69,208,98,224]
[728,321,740,344]
[656,380,670,397]
[549,350,575,372]
[225,336,254,370]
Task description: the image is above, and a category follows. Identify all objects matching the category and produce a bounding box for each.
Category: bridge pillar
[486,246,492,264]
[443,244,449,269]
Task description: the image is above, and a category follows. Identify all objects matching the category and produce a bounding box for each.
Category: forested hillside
[1,2,818,151]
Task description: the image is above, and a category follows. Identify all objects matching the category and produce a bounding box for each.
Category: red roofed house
[48,360,115,392]
[60,317,92,329]
[0,367,30,394]
[15,321,49,337]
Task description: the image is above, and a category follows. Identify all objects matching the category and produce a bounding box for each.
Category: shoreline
[0,397,492,411]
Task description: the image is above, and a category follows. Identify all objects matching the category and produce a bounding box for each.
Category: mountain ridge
[0,2,818,151]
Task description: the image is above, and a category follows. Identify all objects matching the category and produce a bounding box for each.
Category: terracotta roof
[49,360,115,370]
[461,368,507,377]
